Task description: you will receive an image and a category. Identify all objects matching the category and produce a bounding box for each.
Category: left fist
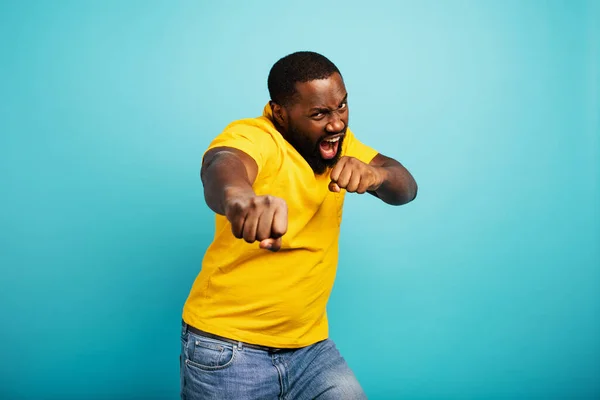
[329,156,384,194]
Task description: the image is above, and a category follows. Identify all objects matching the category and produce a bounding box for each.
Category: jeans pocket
[185,333,237,371]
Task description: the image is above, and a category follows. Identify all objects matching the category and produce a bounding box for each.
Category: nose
[325,113,345,134]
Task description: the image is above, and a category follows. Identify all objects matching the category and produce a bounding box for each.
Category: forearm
[370,159,418,206]
[201,151,255,215]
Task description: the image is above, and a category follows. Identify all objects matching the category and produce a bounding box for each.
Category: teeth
[324,137,340,143]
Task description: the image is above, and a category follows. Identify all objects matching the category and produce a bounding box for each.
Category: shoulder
[218,113,282,148]
[207,113,284,173]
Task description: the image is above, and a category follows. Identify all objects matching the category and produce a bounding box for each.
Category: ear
[270,101,287,128]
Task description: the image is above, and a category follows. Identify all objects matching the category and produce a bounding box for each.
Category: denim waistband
[182,320,288,353]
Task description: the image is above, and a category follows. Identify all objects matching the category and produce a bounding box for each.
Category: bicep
[202,146,259,185]
[369,153,398,167]
[369,152,413,176]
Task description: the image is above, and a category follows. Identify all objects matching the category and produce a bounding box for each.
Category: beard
[286,124,347,175]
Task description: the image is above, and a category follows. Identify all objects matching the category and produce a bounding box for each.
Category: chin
[309,155,341,175]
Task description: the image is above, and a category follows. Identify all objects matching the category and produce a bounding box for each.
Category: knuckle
[270,196,284,210]
[228,201,243,215]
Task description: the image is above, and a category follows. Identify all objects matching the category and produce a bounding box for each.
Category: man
[180,51,417,399]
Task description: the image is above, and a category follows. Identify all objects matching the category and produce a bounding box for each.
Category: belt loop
[237,341,243,351]
[181,320,188,334]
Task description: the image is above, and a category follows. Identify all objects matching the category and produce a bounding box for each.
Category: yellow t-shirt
[182,104,378,348]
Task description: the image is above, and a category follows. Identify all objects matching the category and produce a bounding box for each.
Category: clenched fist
[329,156,384,194]
[224,195,288,251]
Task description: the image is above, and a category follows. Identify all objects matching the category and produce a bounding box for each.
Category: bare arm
[200,146,287,251]
[201,147,258,215]
[368,153,418,206]
[329,153,417,206]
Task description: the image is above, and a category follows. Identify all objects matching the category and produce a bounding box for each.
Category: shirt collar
[262,102,274,120]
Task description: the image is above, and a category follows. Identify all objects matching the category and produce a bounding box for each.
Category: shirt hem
[182,310,328,349]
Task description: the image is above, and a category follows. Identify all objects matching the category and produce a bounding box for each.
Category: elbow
[392,181,418,206]
[409,181,418,202]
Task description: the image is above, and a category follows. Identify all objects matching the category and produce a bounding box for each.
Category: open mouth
[319,134,343,160]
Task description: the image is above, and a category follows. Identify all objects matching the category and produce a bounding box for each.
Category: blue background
[1,1,599,399]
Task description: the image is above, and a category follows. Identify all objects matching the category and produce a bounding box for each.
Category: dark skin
[202,72,417,251]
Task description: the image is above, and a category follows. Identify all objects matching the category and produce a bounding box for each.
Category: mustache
[316,126,348,144]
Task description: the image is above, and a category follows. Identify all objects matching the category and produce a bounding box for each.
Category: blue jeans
[180,323,367,399]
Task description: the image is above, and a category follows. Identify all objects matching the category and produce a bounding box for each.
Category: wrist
[222,186,255,210]
[369,166,388,192]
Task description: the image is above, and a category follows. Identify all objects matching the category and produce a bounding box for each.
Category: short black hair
[267,51,341,106]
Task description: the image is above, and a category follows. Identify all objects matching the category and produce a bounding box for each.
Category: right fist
[224,195,288,251]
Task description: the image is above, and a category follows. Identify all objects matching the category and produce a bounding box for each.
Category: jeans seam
[185,346,238,371]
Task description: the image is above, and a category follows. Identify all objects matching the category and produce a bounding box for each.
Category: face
[273,73,349,175]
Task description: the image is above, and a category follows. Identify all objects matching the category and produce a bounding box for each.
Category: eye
[339,102,347,110]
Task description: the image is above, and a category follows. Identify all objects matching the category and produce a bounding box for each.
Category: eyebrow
[309,93,348,113]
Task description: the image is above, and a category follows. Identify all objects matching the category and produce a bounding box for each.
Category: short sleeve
[342,128,379,164]
[205,122,278,174]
